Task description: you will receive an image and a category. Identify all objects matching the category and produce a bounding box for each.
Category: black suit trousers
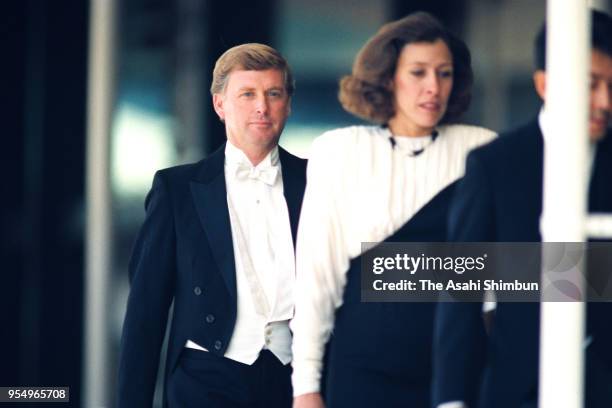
[167,349,292,408]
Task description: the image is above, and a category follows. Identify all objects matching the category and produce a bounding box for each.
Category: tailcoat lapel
[189,143,237,301]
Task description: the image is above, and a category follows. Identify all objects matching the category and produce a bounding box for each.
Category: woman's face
[389,39,454,136]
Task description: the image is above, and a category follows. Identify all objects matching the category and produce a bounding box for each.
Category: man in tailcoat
[118,43,306,408]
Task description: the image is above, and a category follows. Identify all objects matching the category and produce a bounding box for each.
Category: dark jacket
[433,121,612,408]
[117,144,307,407]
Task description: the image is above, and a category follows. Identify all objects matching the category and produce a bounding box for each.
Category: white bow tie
[232,162,279,186]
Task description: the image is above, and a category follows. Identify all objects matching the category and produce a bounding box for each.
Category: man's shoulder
[469,120,541,164]
[155,144,226,184]
[156,160,206,182]
[279,146,307,170]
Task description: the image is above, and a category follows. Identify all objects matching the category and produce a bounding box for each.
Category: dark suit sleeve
[433,152,492,406]
[117,172,177,408]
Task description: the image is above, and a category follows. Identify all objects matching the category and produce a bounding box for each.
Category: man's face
[589,49,612,141]
[213,69,290,153]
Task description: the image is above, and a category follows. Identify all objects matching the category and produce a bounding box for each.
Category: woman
[291,12,496,408]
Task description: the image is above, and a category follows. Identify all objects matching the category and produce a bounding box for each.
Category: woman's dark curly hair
[339,11,473,125]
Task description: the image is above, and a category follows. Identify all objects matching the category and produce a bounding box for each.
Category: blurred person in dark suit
[117,43,306,408]
[433,9,612,408]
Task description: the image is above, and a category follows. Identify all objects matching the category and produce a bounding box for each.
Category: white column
[83,0,116,406]
[539,1,589,408]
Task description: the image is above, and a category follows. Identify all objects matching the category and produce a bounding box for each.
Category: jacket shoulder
[469,121,540,164]
[279,147,307,169]
[155,161,204,183]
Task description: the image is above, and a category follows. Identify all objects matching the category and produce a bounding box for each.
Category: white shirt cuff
[291,360,322,397]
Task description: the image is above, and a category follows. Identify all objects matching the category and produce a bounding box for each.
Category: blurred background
[3,0,611,407]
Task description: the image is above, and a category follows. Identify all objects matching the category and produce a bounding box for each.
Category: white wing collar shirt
[290,124,496,396]
[186,140,296,365]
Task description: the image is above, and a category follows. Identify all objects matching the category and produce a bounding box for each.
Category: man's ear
[213,93,225,122]
[533,70,547,101]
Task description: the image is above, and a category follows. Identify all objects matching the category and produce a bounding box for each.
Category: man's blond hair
[210,43,294,96]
